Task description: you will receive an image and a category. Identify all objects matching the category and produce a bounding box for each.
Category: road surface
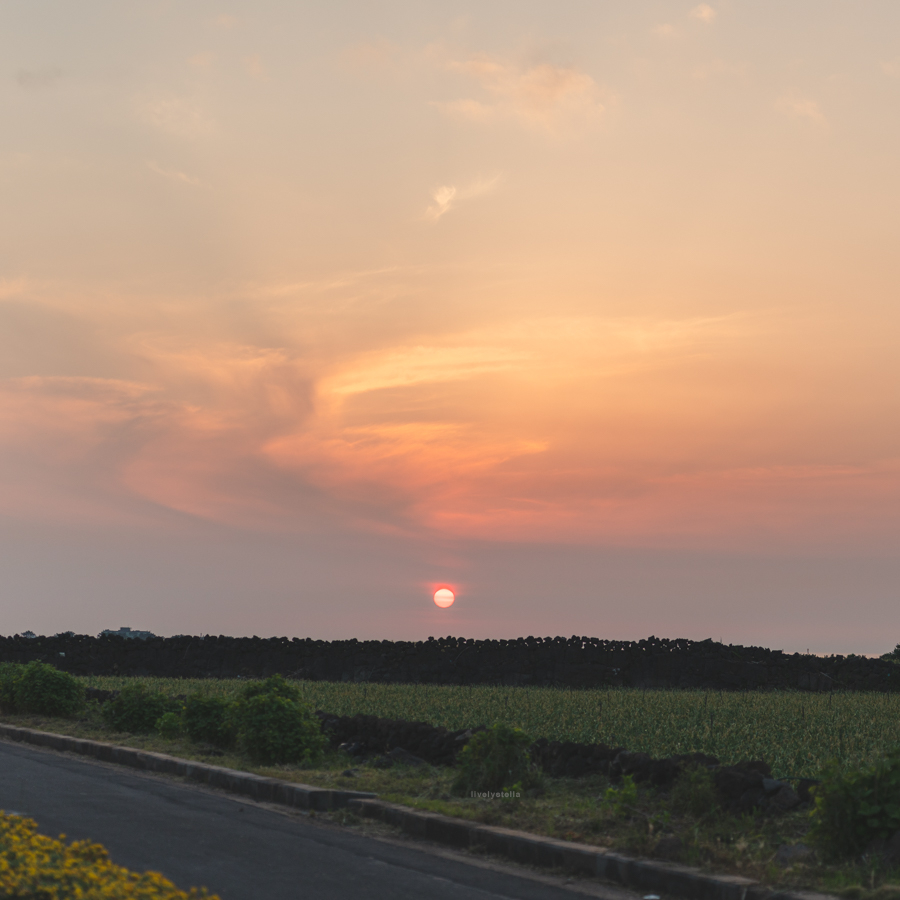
[0,739,638,900]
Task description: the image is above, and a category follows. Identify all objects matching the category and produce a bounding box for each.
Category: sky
[2,1,900,653]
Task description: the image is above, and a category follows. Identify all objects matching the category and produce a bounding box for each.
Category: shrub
[233,693,326,765]
[156,711,183,739]
[102,683,180,734]
[452,723,540,795]
[8,661,84,717]
[602,774,639,817]
[0,811,217,898]
[809,749,900,860]
[239,674,302,703]
[184,694,235,748]
[670,765,719,819]
[0,663,24,713]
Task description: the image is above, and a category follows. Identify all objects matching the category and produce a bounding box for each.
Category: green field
[79,677,900,778]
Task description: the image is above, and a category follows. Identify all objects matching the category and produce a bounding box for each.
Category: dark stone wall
[1,633,896,691]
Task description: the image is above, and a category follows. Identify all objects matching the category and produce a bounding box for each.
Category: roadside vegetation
[0,810,217,898]
[78,674,900,773]
[3,664,900,897]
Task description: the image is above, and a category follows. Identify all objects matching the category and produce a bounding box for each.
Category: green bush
[602,774,639,817]
[3,661,84,717]
[156,711,183,739]
[184,694,235,747]
[101,683,180,734]
[232,693,326,765]
[809,749,900,860]
[239,674,302,703]
[452,723,540,795]
[0,663,24,713]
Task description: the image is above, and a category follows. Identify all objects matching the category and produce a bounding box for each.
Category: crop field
[79,676,900,778]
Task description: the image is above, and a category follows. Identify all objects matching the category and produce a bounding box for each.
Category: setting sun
[433,588,455,609]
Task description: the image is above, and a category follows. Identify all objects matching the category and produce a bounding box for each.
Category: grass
[79,677,900,776]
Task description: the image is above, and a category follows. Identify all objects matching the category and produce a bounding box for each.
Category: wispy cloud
[690,5,717,23]
[138,96,215,138]
[16,68,63,89]
[424,176,500,221]
[692,59,746,81]
[775,94,827,125]
[654,24,679,39]
[242,55,266,80]
[146,161,201,186]
[436,53,606,133]
[323,343,530,396]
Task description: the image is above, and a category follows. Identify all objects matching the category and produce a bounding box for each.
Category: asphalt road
[0,740,637,900]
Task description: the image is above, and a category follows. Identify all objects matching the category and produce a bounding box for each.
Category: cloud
[690,5,717,23]
[775,95,826,125]
[322,343,530,396]
[188,52,215,70]
[16,68,63,89]
[139,96,215,137]
[146,161,201,187]
[242,55,266,80]
[654,24,679,39]
[436,54,606,132]
[692,59,747,81]
[424,176,499,221]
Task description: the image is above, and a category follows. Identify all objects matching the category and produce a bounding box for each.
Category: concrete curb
[346,800,835,900]
[0,723,375,811]
[0,723,835,900]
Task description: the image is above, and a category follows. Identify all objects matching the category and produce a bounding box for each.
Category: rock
[775,843,814,867]
[767,784,801,813]
[653,836,684,861]
[340,769,357,777]
[387,746,427,767]
[863,830,900,867]
[884,830,900,867]
[713,760,774,811]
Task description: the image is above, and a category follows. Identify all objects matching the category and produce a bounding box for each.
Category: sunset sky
[3,1,900,653]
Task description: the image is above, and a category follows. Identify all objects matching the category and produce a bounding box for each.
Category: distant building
[100,626,156,641]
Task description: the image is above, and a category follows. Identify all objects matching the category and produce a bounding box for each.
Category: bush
[601,773,639,817]
[0,811,217,899]
[452,723,540,795]
[184,695,235,748]
[156,711,183,739]
[0,663,24,713]
[233,693,326,765]
[239,674,302,703]
[809,749,900,860]
[0,661,84,717]
[101,683,180,734]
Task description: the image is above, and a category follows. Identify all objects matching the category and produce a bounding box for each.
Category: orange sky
[2,2,900,651]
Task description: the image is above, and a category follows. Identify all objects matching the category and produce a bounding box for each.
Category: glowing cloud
[437,54,605,132]
[775,95,826,125]
[691,5,717,23]
[424,176,499,220]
